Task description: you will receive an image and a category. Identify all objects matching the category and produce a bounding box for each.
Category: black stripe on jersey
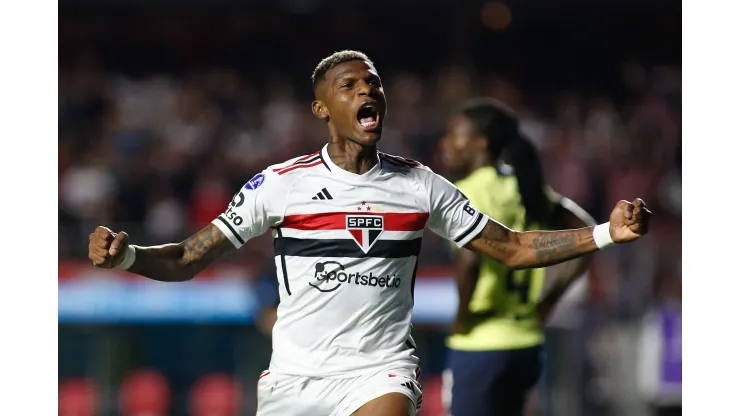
[275,228,292,296]
[217,216,245,245]
[319,151,332,172]
[453,212,484,244]
[321,188,333,199]
[292,154,321,167]
[275,238,422,258]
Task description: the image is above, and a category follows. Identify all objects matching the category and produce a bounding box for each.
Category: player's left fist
[608,198,652,243]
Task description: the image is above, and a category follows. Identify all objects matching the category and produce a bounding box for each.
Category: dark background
[58,1,681,415]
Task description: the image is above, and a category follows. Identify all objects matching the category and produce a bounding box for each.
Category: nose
[357,81,376,98]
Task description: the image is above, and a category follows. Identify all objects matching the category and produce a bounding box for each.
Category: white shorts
[256,366,423,416]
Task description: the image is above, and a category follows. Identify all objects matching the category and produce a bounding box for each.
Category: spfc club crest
[346,215,384,253]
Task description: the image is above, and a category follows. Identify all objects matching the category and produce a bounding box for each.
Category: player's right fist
[88,226,130,269]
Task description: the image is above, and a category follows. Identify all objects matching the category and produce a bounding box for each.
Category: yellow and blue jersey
[447,166,555,351]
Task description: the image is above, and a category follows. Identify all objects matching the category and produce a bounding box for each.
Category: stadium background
[58,0,681,415]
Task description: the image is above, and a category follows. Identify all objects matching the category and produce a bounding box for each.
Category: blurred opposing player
[440,98,597,416]
[88,51,651,416]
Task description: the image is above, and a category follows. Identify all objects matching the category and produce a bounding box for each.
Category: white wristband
[116,245,137,270]
[592,223,614,249]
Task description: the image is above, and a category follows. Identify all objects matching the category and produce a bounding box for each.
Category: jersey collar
[321,144,382,183]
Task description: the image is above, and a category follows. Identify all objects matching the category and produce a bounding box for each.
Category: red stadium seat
[59,378,98,416]
[119,369,171,416]
[190,373,243,416]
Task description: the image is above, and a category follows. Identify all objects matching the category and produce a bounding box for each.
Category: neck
[326,138,378,175]
[470,152,493,172]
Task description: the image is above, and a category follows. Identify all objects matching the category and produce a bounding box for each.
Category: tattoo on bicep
[527,233,577,262]
[182,224,233,265]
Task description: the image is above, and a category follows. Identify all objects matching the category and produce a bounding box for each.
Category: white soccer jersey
[212,145,489,378]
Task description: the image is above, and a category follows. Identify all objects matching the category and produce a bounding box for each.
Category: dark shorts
[445,345,543,416]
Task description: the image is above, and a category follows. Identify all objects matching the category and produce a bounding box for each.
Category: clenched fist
[608,198,652,243]
[88,226,130,268]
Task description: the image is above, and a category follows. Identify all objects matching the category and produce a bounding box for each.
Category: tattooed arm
[465,221,596,269]
[464,199,651,269]
[88,224,235,282]
[88,167,287,282]
[536,197,597,321]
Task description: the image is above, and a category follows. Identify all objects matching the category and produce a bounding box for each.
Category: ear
[312,100,329,121]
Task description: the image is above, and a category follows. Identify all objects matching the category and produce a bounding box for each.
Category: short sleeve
[425,172,490,248]
[211,170,286,249]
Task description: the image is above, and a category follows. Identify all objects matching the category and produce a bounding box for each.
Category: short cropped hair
[312,50,374,90]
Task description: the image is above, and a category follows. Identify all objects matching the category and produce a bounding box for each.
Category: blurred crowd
[59,53,681,305]
[58,6,680,414]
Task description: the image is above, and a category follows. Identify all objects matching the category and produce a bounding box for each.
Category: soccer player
[87,51,651,416]
[440,98,597,416]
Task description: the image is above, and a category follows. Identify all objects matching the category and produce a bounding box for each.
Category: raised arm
[88,169,286,282]
[88,224,235,282]
[465,198,651,270]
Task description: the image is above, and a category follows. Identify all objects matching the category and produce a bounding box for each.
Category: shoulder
[268,150,328,176]
[378,151,434,178]
[242,150,327,192]
[266,150,329,182]
[456,167,498,196]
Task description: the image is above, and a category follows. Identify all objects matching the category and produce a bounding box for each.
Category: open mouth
[356,102,381,131]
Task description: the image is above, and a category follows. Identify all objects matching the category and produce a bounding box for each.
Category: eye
[368,79,381,87]
[341,82,353,89]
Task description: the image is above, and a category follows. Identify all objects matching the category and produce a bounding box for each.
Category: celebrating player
[88,51,651,416]
[440,98,597,416]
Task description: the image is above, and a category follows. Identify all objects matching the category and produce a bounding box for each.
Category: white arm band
[116,245,137,270]
[592,223,615,249]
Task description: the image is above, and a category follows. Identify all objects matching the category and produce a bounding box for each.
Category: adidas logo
[401,381,415,391]
[312,188,333,200]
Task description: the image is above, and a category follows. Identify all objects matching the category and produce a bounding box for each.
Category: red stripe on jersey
[276,160,323,175]
[272,151,321,172]
[296,151,320,162]
[281,211,429,231]
[258,371,270,380]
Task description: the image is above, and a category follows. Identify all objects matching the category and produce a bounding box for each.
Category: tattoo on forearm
[128,224,234,282]
[470,219,595,269]
[527,233,577,262]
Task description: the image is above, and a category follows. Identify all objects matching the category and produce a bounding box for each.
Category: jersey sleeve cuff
[212,216,245,249]
[452,212,490,248]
